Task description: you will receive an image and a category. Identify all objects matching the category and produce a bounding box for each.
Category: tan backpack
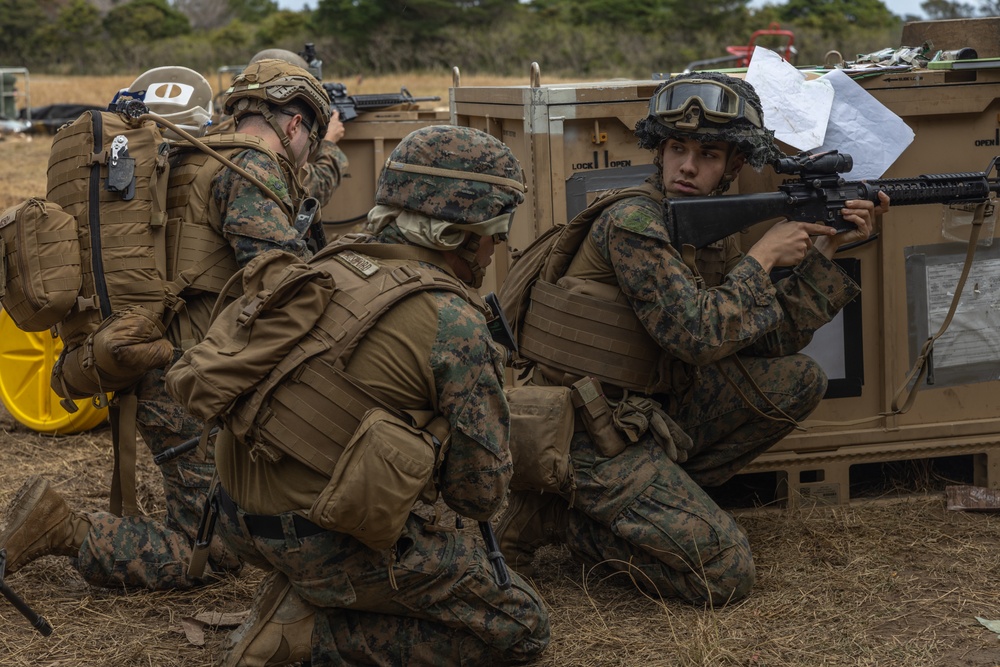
[45,107,176,402]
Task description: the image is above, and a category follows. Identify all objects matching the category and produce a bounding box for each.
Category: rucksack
[7,100,293,516]
[45,106,175,402]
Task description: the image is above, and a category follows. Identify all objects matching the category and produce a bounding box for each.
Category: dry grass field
[3,75,1000,667]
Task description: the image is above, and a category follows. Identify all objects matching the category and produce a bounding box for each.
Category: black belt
[217,485,328,540]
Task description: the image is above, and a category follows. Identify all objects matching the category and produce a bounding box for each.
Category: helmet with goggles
[223,58,332,148]
[635,71,782,170]
[127,66,213,140]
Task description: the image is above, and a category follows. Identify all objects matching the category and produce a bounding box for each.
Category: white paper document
[745,48,914,178]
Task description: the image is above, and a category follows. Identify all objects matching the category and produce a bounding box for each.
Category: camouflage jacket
[211,147,317,267]
[300,140,349,207]
[566,189,861,366]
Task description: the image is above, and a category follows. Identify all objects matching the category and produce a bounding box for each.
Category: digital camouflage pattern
[212,147,316,266]
[213,223,548,663]
[217,510,549,665]
[300,140,349,207]
[71,138,326,590]
[531,183,860,604]
[75,352,240,589]
[375,125,525,224]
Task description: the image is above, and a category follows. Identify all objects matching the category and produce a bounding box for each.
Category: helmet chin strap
[714,145,743,195]
[264,104,307,168]
[455,234,486,288]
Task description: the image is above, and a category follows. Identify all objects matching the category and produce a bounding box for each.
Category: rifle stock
[665,153,1000,250]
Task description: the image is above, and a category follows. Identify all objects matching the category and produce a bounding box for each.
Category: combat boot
[224,570,315,667]
[494,490,569,576]
[0,476,90,573]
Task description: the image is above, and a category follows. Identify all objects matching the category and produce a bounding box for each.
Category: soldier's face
[660,138,737,197]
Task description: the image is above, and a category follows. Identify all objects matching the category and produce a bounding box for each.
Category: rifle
[664,151,1000,250]
[321,82,441,122]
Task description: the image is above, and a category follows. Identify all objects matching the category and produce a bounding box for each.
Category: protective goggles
[649,79,762,130]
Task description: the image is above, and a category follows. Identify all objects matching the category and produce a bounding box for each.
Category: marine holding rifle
[164,125,549,665]
[0,59,339,590]
[496,71,890,605]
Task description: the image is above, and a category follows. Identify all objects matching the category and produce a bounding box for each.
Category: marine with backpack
[0,59,342,593]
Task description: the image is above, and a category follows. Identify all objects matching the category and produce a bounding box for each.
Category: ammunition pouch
[506,385,576,496]
[308,407,438,550]
[570,376,628,459]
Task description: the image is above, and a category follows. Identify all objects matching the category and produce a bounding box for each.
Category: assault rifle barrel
[665,155,1000,250]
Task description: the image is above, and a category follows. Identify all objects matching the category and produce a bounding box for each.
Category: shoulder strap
[151,114,293,220]
[543,181,662,283]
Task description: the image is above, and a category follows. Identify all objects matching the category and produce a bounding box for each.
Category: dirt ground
[2,396,1000,667]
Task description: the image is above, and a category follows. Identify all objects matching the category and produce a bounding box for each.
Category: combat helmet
[635,72,783,176]
[127,66,213,140]
[249,48,321,81]
[223,58,332,165]
[249,48,310,71]
[371,125,526,287]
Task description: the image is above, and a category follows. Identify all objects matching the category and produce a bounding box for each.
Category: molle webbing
[227,242,473,476]
[165,134,292,296]
[519,280,660,392]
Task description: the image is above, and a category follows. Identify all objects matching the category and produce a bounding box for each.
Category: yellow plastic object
[0,309,108,434]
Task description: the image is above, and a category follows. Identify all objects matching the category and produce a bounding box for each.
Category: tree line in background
[1,0,998,79]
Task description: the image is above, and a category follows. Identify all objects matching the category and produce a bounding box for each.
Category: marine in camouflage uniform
[169,125,548,666]
[498,72,890,605]
[212,48,350,211]
[0,59,338,590]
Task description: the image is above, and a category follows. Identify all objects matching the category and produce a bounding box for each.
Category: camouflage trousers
[563,353,826,605]
[75,354,241,589]
[217,498,550,666]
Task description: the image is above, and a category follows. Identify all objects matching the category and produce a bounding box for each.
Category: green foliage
[921,0,976,17]
[103,0,192,44]
[777,0,897,34]
[254,10,311,45]
[0,0,913,78]
[228,0,279,22]
[33,0,101,68]
[0,0,47,65]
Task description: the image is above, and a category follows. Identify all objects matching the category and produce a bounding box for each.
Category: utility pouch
[506,385,575,495]
[0,198,82,332]
[571,376,628,458]
[52,305,174,400]
[308,408,436,551]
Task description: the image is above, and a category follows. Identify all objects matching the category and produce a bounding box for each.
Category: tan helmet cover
[223,58,332,140]
[249,48,310,70]
[128,66,213,139]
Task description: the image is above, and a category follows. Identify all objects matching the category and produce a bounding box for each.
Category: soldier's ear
[721,151,746,186]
